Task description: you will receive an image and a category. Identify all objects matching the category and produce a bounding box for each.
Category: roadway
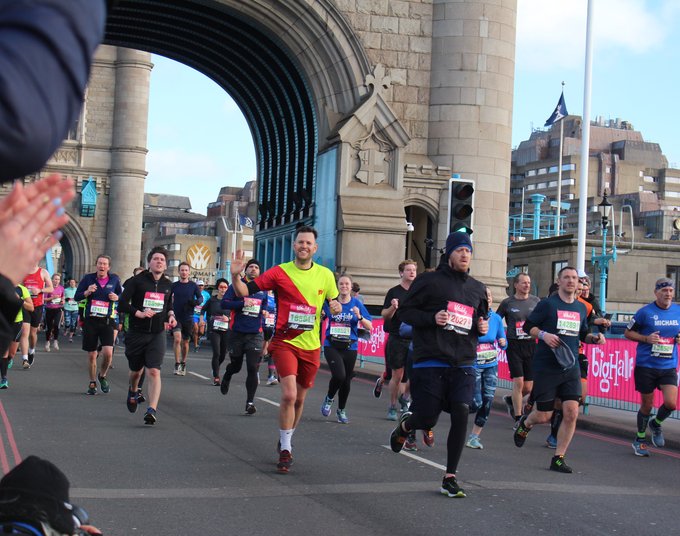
[0,341,678,535]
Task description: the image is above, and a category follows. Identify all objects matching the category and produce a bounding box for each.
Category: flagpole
[577,0,595,272]
[556,89,564,236]
[232,203,238,256]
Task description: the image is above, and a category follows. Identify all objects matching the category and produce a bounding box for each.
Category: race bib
[287,304,316,331]
[143,292,165,312]
[476,342,497,365]
[265,315,275,327]
[652,336,674,358]
[242,297,262,318]
[90,300,109,317]
[329,321,351,340]
[556,310,580,337]
[444,301,473,335]
[516,320,530,339]
[213,319,229,331]
[27,286,39,297]
[193,304,203,316]
[51,297,62,305]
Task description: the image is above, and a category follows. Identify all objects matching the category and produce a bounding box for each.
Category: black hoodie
[398,261,488,367]
[118,270,173,334]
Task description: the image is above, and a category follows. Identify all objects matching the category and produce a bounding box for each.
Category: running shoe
[126,389,138,413]
[179,362,187,376]
[98,375,110,394]
[440,476,466,498]
[373,376,384,398]
[7,359,12,369]
[466,435,483,449]
[53,341,59,351]
[649,418,665,448]
[632,439,650,457]
[336,409,349,424]
[398,394,411,412]
[277,450,293,473]
[404,432,417,451]
[87,381,97,396]
[503,395,515,420]
[174,363,180,375]
[44,341,50,352]
[22,360,30,369]
[386,405,398,421]
[422,429,435,448]
[0,379,8,389]
[513,415,531,447]
[545,434,557,449]
[245,402,257,415]
[549,455,573,473]
[512,417,521,432]
[321,395,333,417]
[213,377,221,386]
[144,407,157,425]
[27,352,34,366]
[266,375,279,386]
[137,388,146,403]
[389,411,411,453]
[220,371,232,395]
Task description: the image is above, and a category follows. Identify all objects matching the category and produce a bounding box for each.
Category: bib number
[90,300,109,318]
[652,337,674,358]
[242,297,262,318]
[143,292,165,313]
[444,301,473,335]
[287,304,316,331]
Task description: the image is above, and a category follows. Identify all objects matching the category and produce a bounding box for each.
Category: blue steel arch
[104,0,319,246]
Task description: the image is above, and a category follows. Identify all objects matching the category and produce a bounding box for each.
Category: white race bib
[444,301,473,335]
[242,297,262,318]
[287,304,316,331]
[143,292,165,313]
[90,300,109,317]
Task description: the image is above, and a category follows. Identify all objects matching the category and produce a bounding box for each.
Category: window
[537,182,547,189]
[563,178,575,186]
[562,163,576,171]
[514,264,529,274]
[537,168,547,175]
[548,181,557,188]
[527,184,536,191]
[666,176,680,184]
[510,188,523,195]
[552,260,569,284]
[549,166,558,173]
[668,266,680,300]
[168,260,180,268]
[526,169,537,177]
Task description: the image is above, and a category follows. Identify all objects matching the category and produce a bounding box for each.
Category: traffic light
[448,175,475,235]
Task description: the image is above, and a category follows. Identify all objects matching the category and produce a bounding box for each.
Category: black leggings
[225,348,260,403]
[324,345,357,410]
[209,330,229,378]
[44,308,62,342]
[407,402,469,475]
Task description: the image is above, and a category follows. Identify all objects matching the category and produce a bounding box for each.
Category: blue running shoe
[0,379,8,389]
[545,434,557,449]
[321,395,333,417]
[649,418,665,448]
[387,405,398,421]
[632,439,650,457]
[336,409,349,424]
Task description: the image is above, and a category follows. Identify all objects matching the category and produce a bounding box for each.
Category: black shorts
[11,322,22,343]
[409,366,476,416]
[634,366,678,395]
[229,331,264,356]
[578,353,588,379]
[82,318,115,352]
[532,366,582,411]
[125,330,166,371]
[28,305,43,328]
[385,335,410,370]
[506,339,536,380]
[173,319,193,341]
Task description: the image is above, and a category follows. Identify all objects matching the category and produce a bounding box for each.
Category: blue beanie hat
[445,232,473,257]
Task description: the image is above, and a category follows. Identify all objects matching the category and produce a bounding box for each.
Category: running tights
[324,346,357,409]
[225,348,260,402]
[44,308,61,342]
[209,330,229,378]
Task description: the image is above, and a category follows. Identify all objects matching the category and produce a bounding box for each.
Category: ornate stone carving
[48,148,79,165]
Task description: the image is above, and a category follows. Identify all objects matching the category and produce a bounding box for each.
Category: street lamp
[591,190,617,313]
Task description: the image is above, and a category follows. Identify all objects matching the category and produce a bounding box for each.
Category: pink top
[44,285,65,309]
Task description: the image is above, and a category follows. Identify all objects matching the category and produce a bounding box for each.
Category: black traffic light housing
[448,175,475,235]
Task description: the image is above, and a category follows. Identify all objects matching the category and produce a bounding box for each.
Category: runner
[381,259,418,420]
[0,284,33,389]
[191,280,210,352]
[624,277,680,457]
[496,272,539,426]
[22,264,53,367]
[221,259,267,414]
[170,262,202,376]
[389,232,488,498]
[513,266,606,473]
[229,225,340,473]
[43,273,64,352]
[466,286,507,449]
[320,273,372,424]
[63,278,79,342]
[74,255,122,395]
[204,278,230,386]
[262,291,278,385]
[122,267,147,403]
[118,247,176,425]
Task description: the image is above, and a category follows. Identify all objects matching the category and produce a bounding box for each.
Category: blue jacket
[74,273,123,320]
[0,1,106,181]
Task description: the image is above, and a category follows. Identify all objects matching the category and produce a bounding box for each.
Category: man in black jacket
[118,247,176,425]
[390,232,488,498]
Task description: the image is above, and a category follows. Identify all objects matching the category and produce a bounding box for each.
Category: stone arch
[404,194,441,270]
[60,215,92,280]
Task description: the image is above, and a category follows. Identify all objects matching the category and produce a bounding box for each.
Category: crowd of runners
[0,225,678,497]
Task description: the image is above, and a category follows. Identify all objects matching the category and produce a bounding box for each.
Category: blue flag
[239,214,253,229]
[544,91,568,127]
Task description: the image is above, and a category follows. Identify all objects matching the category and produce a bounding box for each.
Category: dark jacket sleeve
[0,275,21,342]
[0,0,106,182]
[398,275,437,328]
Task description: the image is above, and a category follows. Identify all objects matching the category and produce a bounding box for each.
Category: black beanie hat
[445,232,473,258]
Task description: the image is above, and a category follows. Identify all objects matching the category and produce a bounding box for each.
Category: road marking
[0,401,21,473]
[256,396,280,407]
[188,371,210,380]
[381,445,446,471]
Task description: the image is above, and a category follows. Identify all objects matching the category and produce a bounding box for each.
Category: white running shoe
[53,340,60,351]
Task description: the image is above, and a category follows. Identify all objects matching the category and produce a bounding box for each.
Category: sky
[145,0,680,214]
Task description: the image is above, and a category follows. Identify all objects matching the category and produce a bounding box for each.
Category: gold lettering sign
[186,243,212,270]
